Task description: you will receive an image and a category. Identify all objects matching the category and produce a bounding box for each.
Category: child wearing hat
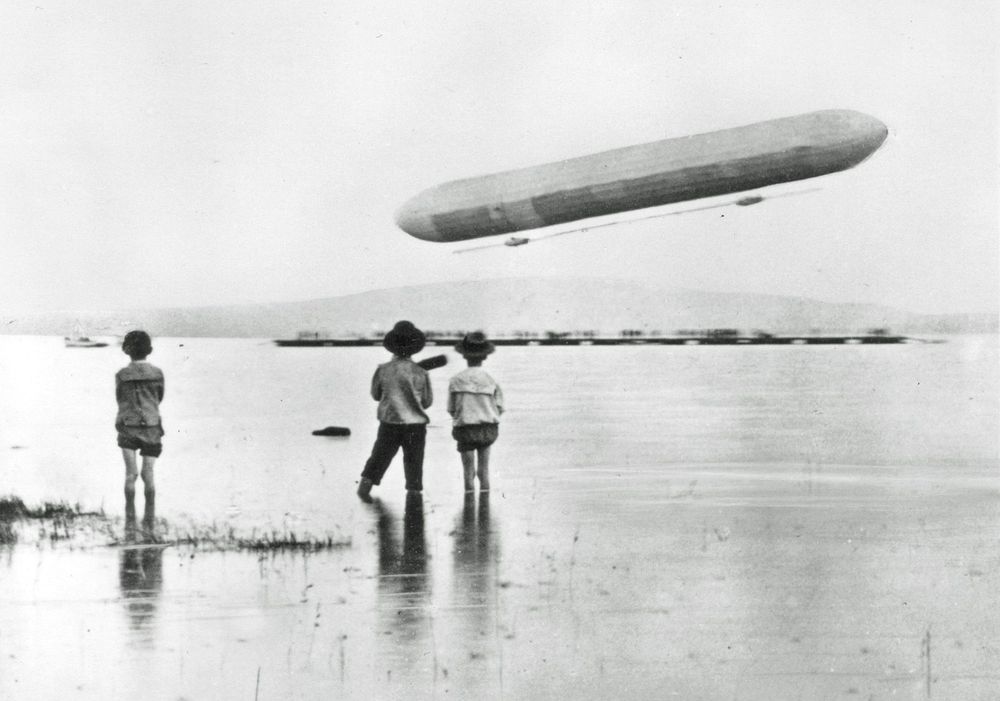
[357,320,434,502]
[115,330,165,539]
[448,332,504,492]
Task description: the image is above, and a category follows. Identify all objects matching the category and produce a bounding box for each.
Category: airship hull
[395,109,887,242]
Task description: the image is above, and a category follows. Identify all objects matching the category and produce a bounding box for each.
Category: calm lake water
[1,335,997,699]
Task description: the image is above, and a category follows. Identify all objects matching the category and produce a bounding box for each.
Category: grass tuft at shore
[0,496,350,552]
[0,496,107,545]
[0,496,100,521]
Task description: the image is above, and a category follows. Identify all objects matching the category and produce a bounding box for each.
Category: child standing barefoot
[115,330,165,540]
[448,332,504,492]
[357,321,433,502]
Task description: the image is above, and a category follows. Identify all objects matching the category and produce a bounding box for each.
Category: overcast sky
[0,0,996,315]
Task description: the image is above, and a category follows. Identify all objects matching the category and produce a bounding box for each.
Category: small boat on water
[64,325,109,348]
[64,336,109,348]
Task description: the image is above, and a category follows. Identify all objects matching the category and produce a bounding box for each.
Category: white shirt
[447,367,504,426]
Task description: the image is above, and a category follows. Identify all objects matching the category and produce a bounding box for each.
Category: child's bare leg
[140,456,157,531]
[460,451,476,491]
[122,448,139,524]
[476,446,491,491]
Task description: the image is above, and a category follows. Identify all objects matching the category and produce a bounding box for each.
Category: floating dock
[274,335,912,348]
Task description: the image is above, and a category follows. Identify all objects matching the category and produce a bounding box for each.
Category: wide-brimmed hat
[383,320,426,356]
[455,331,494,359]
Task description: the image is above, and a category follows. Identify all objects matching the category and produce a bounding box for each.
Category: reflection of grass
[171,524,351,552]
[0,496,351,552]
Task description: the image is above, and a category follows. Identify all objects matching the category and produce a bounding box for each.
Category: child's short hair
[122,330,153,359]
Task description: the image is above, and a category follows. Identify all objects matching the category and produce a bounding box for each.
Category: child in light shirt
[448,332,504,492]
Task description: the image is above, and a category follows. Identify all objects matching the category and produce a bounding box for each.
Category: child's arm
[114,375,124,429]
[370,368,382,400]
[447,391,457,418]
[495,384,505,415]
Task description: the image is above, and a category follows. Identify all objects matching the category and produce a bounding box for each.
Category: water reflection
[452,491,500,646]
[373,493,431,678]
[118,545,164,646]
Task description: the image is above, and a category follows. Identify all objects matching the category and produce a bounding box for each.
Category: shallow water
[0,335,997,699]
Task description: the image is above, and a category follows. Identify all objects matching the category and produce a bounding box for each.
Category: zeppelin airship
[395,109,887,243]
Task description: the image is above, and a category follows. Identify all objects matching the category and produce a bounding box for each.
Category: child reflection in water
[453,491,498,602]
[447,490,501,683]
[374,493,430,642]
[118,546,164,643]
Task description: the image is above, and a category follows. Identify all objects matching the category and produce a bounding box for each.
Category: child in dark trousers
[115,330,165,539]
[357,320,433,502]
[448,332,504,492]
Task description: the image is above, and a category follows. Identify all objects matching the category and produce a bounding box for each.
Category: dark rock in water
[312,426,351,437]
[417,354,447,371]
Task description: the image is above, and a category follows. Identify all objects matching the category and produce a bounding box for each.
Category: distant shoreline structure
[275,330,922,347]
[3,278,994,339]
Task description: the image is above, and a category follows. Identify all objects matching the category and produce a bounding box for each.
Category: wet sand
[1,464,997,700]
[1,337,997,699]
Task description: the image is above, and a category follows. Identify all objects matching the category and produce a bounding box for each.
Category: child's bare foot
[124,517,138,543]
[357,477,373,503]
[141,517,161,543]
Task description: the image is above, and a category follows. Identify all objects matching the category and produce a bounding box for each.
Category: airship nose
[394,191,444,242]
[829,109,889,155]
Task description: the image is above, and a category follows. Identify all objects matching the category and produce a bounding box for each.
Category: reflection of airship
[396,109,887,243]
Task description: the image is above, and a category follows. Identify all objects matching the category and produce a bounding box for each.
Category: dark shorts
[117,426,164,457]
[452,423,499,452]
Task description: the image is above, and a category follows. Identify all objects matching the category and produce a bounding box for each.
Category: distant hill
[1,277,996,338]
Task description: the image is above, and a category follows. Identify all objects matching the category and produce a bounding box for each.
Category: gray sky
[1,0,996,315]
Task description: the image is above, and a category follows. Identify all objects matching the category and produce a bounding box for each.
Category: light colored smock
[447,367,504,426]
